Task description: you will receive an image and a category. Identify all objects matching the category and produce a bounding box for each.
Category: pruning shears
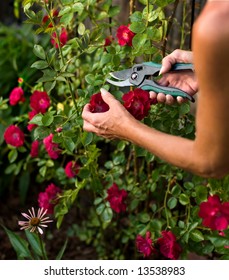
[106,62,195,102]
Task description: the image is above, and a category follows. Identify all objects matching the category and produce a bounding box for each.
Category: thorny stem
[161,0,180,57]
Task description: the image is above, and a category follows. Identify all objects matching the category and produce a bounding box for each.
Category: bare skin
[82,1,229,178]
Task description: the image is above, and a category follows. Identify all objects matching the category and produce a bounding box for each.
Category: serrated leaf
[102,207,113,223]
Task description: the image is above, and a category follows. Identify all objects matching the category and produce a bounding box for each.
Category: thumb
[100,88,116,104]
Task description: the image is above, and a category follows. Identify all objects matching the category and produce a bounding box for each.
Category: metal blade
[109,68,132,80]
[106,78,132,87]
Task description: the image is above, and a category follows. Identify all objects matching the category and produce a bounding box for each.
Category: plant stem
[129,0,135,16]
[38,231,48,260]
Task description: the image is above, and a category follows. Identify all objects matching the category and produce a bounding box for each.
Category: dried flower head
[18,207,53,234]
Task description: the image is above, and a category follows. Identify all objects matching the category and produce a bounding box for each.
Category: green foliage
[1,0,229,260]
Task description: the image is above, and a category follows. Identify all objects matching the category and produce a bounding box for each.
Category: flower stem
[38,231,48,260]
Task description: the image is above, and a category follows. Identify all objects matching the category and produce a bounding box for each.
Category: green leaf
[63,137,76,153]
[42,112,54,126]
[139,213,150,223]
[33,44,46,60]
[8,149,18,163]
[190,229,204,242]
[130,22,146,33]
[102,207,113,223]
[29,113,43,126]
[179,193,190,205]
[56,239,68,260]
[25,230,43,258]
[85,74,94,85]
[44,81,56,93]
[132,33,147,50]
[3,226,32,259]
[31,60,49,69]
[81,132,93,146]
[78,22,86,35]
[60,12,74,25]
[167,197,177,209]
[179,103,190,115]
[96,203,105,215]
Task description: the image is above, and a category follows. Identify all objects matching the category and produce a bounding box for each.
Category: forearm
[122,118,225,178]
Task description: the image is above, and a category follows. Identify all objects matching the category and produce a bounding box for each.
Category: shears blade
[109,68,132,80]
[106,78,132,87]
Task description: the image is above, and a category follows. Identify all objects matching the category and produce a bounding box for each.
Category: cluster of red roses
[89,88,154,121]
[4,85,81,214]
[198,195,229,231]
[136,230,182,260]
[105,183,182,259]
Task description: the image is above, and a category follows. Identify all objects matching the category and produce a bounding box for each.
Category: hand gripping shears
[106,62,195,102]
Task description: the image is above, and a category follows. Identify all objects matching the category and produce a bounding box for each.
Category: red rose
[116,24,135,46]
[30,140,39,158]
[89,92,109,113]
[4,125,25,147]
[157,231,182,260]
[30,90,50,114]
[27,110,38,131]
[38,183,62,214]
[64,161,80,178]
[51,28,68,48]
[9,87,25,106]
[43,133,61,159]
[198,195,229,230]
[122,88,151,120]
[107,183,127,213]
[136,231,155,258]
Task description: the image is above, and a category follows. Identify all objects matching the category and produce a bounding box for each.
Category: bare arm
[82,1,229,178]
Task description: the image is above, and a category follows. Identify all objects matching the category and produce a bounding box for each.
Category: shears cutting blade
[106,62,195,102]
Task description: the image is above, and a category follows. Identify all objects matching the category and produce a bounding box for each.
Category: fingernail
[100,88,108,95]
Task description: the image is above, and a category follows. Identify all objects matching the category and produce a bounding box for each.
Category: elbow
[193,158,229,179]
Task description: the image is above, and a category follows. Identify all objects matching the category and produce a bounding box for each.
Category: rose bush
[1,0,229,260]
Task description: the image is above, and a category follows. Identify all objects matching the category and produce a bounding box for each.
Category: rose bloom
[51,28,68,48]
[38,183,62,214]
[4,125,25,147]
[43,133,61,159]
[30,140,39,158]
[107,183,128,213]
[116,24,135,46]
[30,90,50,114]
[9,87,25,106]
[157,231,182,260]
[65,161,80,178]
[198,195,229,231]
[89,92,109,113]
[136,231,155,258]
[122,88,151,120]
[27,110,38,131]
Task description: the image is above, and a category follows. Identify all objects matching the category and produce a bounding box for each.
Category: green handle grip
[142,62,195,102]
[143,62,194,71]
